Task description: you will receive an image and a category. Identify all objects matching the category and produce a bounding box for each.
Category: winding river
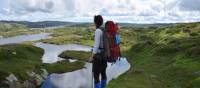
[37,43,131,88]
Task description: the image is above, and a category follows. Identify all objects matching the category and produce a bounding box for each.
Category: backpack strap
[99,27,105,49]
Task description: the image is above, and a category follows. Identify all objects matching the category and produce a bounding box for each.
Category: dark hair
[94,15,103,28]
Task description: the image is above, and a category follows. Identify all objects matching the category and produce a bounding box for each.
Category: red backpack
[101,21,121,63]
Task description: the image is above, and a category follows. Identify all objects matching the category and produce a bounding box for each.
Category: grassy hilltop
[108,22,200,88]
[0,22,200,88]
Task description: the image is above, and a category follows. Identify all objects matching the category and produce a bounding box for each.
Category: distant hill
[0,20,172,28]
[0,21,80,28]
[118,23,173,29]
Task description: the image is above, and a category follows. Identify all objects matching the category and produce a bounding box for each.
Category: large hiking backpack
[100,21,121,63]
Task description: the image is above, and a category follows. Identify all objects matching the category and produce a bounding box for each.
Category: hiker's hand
[88,54,94,63]
[88,56,93,63]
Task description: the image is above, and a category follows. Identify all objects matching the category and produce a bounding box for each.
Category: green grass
[0,44,44,81]
[0,23,40,38]
[108,22,200,88]
[59,50,91,62]
[0,44,85,83]
[42,61,84,73]
[40,27,94,46]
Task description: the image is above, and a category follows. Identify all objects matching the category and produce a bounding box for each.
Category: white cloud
[11,0,54,14]
[0,0,200,23]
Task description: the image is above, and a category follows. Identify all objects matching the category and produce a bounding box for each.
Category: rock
[194,71,200,76]
[2,69,49,88]
[12,52,17,55]
[6,74,18,82]
[23,80,35,88]
[35,74,44,86]
[150,74,157,79]
[41,69,48,79]
[0,81,9,88]
[27,71,44,86]
[8,81,21,88]
[27,71,36,77]
[5,74,21,88]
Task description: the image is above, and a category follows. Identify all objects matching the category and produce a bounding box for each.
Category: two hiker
[88,15,121,88]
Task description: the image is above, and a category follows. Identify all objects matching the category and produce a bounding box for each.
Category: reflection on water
[42,58,130,88]
[0,33,51,45]
[35,42,91,63]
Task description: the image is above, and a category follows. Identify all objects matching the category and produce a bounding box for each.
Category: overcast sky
[0,0,200,23]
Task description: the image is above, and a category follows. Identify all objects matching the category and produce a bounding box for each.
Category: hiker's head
[94,15,103,28]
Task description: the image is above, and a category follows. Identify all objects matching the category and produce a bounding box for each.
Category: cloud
[0,0,200,23]
[9,0,54,14]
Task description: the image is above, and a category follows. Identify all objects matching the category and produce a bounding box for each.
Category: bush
[186,46,200,57]
[139,35,154,43]
[191,77,200,88]
[154,44,181,56]
[166,29,180,35]
[182,29,191,33]
[190,33,199,37]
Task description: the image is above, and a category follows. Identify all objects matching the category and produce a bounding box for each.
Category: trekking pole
[92,71,94,88]
[90,49,94,88]
[91,55,94,88]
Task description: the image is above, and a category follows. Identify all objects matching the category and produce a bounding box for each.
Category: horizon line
[1,20,200,24]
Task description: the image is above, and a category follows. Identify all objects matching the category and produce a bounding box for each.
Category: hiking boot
[95,82,101,88]
[101,80,107,88]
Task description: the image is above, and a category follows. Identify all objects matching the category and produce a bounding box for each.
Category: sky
[0,0,200,23]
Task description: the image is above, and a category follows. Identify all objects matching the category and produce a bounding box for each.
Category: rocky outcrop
[1,69,49,88]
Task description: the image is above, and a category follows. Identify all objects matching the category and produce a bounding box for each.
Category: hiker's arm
[89,29,102,62]
[92,29,101,54]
